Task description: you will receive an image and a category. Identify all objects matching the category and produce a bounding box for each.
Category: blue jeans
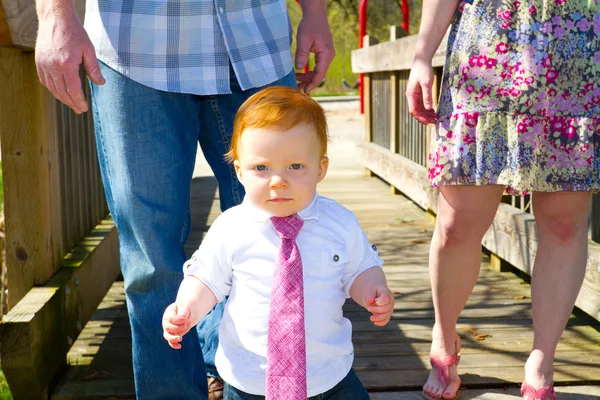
[223,369,370,400]
[90,61,297,399]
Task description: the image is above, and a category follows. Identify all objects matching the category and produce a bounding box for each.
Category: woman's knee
[534,193,591,243]
[435,186,502,247]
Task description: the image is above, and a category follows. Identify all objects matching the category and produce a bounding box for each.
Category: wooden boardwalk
[51,103,600,399]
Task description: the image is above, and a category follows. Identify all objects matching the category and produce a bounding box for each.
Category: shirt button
[333,254,340,262]
[372,244,377,251]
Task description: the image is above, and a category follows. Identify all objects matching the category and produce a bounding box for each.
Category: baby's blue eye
[290,164,302,170]
[254,165,266,171]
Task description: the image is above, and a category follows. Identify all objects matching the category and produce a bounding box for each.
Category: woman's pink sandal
[423,348,461,400]
[521,381,556,400]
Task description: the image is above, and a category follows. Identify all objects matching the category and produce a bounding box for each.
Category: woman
[406,1,598,399]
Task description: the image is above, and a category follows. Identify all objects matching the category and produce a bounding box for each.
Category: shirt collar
[242,194,320,222]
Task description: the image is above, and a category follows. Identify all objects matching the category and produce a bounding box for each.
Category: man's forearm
[36,0,77,20]
[414,0,459,61]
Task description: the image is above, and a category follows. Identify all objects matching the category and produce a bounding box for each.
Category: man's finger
[64,69,89,113]
[305,51,330,93]
[37,67,48,88]
[47,74,79,112]
[55,74,82,113]
[82,46,105,85]
[295,34,310,70]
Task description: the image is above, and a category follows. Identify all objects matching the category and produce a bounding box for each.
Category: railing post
[363,35,378,177]
[389,27,406,194]
[0,47,56,309]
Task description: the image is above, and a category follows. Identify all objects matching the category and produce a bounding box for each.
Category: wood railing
[0,2,120,399]
[353,28,600,323]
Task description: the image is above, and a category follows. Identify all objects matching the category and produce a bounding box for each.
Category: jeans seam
[208,96,241,205]
[179,186,191,249]
[91,90,118,223]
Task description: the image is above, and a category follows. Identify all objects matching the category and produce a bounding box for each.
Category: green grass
[0,370,12,400]
[311,92,358,97]
[0,161,3,210]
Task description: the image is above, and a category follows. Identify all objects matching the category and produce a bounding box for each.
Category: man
[34,0,334,399]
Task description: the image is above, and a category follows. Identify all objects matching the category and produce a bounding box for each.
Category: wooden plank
[0,0,35,48]
[357,141,436,212]
[47,92,67,270]
[0,0,86,50]
[352,30,449,73]
[356,141,600,322]
[1,219,119,400]
[0,47,55,308]
[358,364,600,391]
[0,2,12,45]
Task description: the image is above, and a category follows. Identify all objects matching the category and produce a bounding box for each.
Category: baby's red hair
[225,86,329,163]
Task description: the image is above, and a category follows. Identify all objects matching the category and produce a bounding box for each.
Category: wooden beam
[0,47,55,308]
[0,0,86,50]
[389,26,408,41]
[0,219,120,399]
[356,141,600,323]
[0,0,37,49]
[0,2,12,46]
[352,30,450,73]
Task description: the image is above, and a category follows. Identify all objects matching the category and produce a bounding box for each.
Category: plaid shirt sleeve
[84,0,294,95]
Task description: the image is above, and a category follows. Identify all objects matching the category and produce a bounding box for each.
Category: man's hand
[35,11,105,114]
[295,3,335,93]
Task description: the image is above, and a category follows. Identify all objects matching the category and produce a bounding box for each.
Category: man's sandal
[208,377,224,400]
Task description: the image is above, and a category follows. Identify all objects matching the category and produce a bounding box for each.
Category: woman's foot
[422,335,461,400]
[522,352,555,400]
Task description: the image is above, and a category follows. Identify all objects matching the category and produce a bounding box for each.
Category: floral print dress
[431,0,600,195]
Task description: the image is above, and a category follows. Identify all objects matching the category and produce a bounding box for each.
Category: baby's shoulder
[316,196,361,230]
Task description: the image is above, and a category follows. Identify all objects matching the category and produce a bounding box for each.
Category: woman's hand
[406,58,438,126]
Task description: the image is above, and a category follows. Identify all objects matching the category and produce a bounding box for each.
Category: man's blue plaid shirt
[84,0,294,95]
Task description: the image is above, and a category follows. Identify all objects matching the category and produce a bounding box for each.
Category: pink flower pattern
[431,0,600,194]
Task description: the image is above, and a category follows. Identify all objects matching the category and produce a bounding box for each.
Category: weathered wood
[357,141,437,212]
[362,35,378,145]
[1,219,119,399]
[0,0,85,49]
[0,2,12,45]
[390,26,408,41]
[352,30,449,73]
[356,140,600,322]
[0,47,55,308]
[0,0,35,48]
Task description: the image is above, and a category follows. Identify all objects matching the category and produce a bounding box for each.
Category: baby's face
[234,123,328,217]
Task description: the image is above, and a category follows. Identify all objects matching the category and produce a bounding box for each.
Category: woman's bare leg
[424,185,505,399]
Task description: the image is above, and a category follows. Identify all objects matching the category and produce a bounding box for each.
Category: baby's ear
[317,156,329,182]
[234,160,243,182]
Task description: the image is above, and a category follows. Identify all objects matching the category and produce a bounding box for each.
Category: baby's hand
[162,303,193,349]
[366,287,394,327]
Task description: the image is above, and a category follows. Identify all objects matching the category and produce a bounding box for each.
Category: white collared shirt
[184,195,384,396]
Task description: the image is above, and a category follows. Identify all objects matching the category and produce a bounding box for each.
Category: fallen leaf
[514,295,530,300]
[475,334,492,340]
[409,239,428,244]
[520,282,529,285]
[392,291,403,295]
[460,326,479,336]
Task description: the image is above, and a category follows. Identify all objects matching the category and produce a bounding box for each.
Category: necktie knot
[270,214,304,240]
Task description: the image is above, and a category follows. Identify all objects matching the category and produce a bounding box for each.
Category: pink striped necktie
[266,214,306,400]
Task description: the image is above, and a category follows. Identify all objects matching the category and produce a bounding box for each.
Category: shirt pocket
[325,247,348,268]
